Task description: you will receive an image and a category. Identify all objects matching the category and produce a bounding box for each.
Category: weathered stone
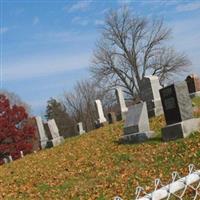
[94,120,101,129]
[160,82,193,125]
[77,122,85,135]
[185,74,200,97]
[141,76,163,117]
[107,112,117,124]
[115,87,128,120]
[162,118,200,141]
[95,99,107,124]
[47,119,64,147]
[122,102,154,143]
[27,117,41,151]
[35,116,49,149]
[20,151,24,158]
[160,81,200,141]
[8,155,13,162]
[3,158,8,164]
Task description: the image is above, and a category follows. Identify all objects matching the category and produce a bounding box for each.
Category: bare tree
[91,7,191,99]
[0,90,31,114]
[63,80,114,131]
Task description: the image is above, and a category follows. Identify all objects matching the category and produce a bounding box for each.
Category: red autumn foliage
[0,94,35,164]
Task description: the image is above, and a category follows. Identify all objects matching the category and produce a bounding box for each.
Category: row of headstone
[3,155,13,164]
[121,76,163,142]
[35,117,64,149]
[122,77,200,143]
[139,74,200,118]
[94,86,128,127]
[77,73,200,143]
[2,150,37,164]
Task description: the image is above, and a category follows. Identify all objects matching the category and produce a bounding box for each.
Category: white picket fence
[115,164,200,200]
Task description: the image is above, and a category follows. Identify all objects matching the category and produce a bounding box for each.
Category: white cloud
[168,17,200,73]
[72,16,89,26]
[176,2,200,12]
[33,16,39,25]
[0,27,9,34]
[64,0,92,12]
[4,53,91,81]
[118,0,131,5]
[100,8,109,15]
[140,0,178,6]
[34,30,96,44]
[94,19,104,25]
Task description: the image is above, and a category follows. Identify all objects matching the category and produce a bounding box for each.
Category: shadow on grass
[114,135,162,146]
[114,131,200,147]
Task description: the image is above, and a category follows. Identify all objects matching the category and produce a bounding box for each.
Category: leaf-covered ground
[1,99,200,199]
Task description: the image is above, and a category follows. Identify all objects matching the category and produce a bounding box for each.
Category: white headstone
[35,116,48,149]
[77,122,85,135]
[20,151,24,158]
[47,119,64,147]
[95,100,107,124]
[3,158,8,164]
[115,87,128,120]
[8,155,13,162]
[47,119,60,139]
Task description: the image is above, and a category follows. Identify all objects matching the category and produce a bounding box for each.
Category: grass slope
[1,99,200,199]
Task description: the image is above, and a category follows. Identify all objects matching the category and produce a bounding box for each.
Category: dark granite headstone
[160,81,200,141]
[185,74,200,94]
[94,120,101,129]
[107,112,117,124]
[44,123,52,140]
[160,81,193,125]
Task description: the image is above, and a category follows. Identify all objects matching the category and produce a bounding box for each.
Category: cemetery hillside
[0,97,200,199]
[1,2,200,200]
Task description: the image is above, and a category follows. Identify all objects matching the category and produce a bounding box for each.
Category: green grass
[192,96,200,107]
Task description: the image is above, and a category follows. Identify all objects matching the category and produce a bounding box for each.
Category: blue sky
[1,0,200,116]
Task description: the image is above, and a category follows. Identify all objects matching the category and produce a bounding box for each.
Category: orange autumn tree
[0,94,35,164]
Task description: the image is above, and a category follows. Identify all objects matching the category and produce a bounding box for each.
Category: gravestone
[3,158,8,164]
[107,112,117,124]
[20,151,24,158]
[47,119,64,147]
[122,102,154,143]
[94,120,100,129]
[185,74,200,97]
[35,116,49,149]
[115,87,128,120]
[141,76,163,117]
[160,81,200,141]
[8,155,13,162]
[27,117,42,151]
[77,122,85,135]
[95,99,107,125]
